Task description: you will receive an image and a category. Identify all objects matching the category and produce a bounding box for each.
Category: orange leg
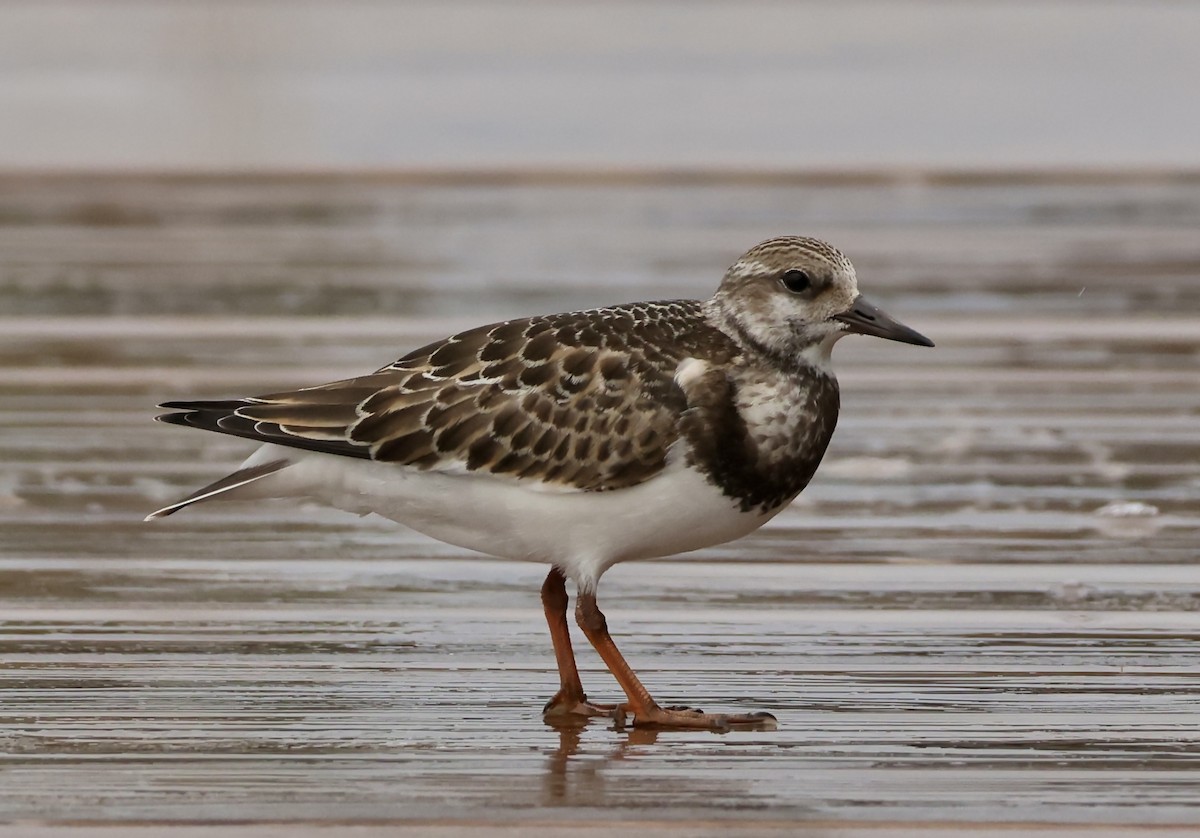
[539,568,620,721]
[574,589,777,732]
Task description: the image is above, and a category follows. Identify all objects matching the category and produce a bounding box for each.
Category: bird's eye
[780,269,811,293]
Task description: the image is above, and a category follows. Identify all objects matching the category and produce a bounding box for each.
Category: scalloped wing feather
[156,301,739,492]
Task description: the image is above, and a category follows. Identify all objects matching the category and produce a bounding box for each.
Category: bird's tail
[144,458,291,521]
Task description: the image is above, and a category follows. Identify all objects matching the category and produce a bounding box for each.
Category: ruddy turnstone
[147,236,932,731]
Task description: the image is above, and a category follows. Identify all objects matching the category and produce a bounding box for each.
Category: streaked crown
[727,236,856,282]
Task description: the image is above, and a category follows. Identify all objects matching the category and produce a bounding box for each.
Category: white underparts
[226,443,779,592]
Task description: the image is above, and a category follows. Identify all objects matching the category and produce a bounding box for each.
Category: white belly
[244,444,780,590]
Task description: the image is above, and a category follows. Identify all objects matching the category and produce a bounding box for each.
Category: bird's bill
[834,295,934,347]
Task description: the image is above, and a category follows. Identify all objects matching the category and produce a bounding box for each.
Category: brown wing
[157,300,739,492]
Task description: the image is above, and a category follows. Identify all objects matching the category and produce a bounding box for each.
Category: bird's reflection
[540,717,660,804]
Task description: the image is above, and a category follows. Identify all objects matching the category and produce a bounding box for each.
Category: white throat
[797,331,844,375]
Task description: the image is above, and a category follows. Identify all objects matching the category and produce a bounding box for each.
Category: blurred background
[3,1,1200,829]
[2,0,1198,171]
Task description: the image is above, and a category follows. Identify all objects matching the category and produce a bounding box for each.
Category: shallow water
[1,174,1198,830]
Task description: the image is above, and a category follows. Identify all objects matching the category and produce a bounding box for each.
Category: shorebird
[147,236,932,731]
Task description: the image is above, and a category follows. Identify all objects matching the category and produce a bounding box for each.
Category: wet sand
[1,173,1198,832]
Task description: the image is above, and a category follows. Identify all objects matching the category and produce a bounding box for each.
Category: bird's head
[709,236,933,368]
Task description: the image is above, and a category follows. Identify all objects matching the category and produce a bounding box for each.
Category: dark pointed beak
[833,295,934,347]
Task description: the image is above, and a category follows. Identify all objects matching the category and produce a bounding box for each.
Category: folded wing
[155,302,732,492]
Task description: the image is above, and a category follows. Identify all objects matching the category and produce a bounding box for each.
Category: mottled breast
[677,361,840,513]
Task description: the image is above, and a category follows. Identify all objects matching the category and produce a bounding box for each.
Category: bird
[146,235,932,731]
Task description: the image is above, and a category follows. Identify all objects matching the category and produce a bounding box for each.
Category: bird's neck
[702,298,839,381]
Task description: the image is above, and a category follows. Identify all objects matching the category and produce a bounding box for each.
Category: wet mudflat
[0,173,1198,833]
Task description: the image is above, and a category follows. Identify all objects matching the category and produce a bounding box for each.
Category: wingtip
[141,459,292,523]
[154,411,194,427]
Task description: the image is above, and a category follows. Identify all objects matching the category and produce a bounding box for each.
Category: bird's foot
[542,690,625,724]
[622,704,778,732]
